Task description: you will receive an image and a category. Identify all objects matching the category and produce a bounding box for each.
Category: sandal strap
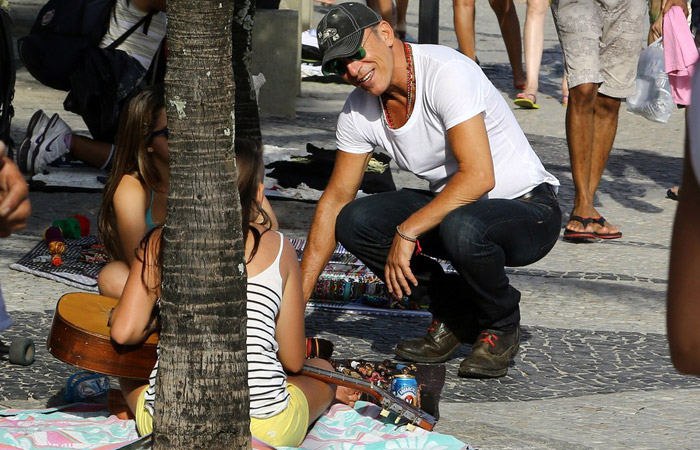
[568,215,593,227]
[589,216,606,227]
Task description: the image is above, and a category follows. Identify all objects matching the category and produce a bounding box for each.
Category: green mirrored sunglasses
[322,47,367,76]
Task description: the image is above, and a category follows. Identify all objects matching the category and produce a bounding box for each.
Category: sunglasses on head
[152,126,169,140]
[323,47,367,76]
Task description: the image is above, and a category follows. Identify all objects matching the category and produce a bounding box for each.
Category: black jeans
[335,184,561,332]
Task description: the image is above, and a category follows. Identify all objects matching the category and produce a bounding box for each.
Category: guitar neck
[301,364,436,431]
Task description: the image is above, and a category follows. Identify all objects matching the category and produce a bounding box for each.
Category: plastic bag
[627,39,674,123]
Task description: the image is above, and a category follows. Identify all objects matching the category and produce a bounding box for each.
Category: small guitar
[47,293,158,379]
[301,363,436,431]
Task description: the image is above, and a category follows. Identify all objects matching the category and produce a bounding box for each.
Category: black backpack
[0,6,15,151]
[17,0,115,91]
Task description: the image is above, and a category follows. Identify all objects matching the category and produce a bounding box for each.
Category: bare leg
[98,260,130,298]
[453,0,477,60]
[489,0,525,88]
[287,358,360,423]
[367,0,395,26]
[70,135,113,169]
[522,0,548,96]
[396,0,409,38]
[565,82,597,233]
[119,378,148,416]
[562,70,569,105]
[587,93,621,234]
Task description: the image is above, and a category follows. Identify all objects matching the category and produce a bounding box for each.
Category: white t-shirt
[336,44,559,199]
[689,66,700,181]
[100,0,167,70]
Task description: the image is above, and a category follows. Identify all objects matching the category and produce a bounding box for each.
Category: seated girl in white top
[109,139,356,447]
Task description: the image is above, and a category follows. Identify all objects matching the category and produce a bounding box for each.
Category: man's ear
[147,146,154,153]
[376,20,395,46]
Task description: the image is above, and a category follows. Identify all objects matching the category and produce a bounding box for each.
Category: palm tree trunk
[232,0,262,143]
[154,0,251,447]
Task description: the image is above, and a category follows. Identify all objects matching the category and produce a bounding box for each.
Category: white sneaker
[18,112,71,174]
[17,110,50,173]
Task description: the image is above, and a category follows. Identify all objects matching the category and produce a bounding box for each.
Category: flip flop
[514,93,540,110]
[590,216,622,239]
[666,187,680,200]
[563,215,596,241]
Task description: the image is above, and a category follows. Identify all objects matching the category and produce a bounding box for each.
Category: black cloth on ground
[266,143,396,194]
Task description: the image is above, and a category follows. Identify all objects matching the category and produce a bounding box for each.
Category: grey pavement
[1,1,697,449]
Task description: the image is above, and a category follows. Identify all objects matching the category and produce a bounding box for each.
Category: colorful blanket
[9,235,103,291]
[0,402,470,450]
[282,402,472,450]
[0,403,139,449]
[10,235,431,316]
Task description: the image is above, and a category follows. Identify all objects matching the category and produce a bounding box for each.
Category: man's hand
[384,233,418,298]
[0,142,31,237]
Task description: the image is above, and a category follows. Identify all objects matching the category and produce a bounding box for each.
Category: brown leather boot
[458,327,520,378]
[394,318,467,363]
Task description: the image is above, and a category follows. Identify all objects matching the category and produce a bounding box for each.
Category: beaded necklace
[381,42,415,130]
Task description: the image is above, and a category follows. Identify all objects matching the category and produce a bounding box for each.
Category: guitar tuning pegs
[406,424,416,431]
[394,416,401,424]
[380,409,390,417]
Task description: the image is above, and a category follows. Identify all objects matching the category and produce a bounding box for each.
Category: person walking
[552,0,647,241]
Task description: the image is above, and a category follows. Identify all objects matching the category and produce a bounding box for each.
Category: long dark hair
[137,139,272,288]
[98,87,165,260]
[235,138,271,263]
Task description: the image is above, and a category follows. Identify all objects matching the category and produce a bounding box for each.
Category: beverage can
[390,374,418,406]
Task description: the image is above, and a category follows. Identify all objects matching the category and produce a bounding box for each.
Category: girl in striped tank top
[109,139,356,446]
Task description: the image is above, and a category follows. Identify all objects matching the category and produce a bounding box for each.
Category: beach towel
[0,403,139,449]
[0,402,469,450]
[664,5,700,105]
[280,401,473,450]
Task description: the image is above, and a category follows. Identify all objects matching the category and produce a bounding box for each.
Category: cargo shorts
[551,0,648,98]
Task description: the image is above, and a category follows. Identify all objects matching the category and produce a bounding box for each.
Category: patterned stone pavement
[2,0,699,448]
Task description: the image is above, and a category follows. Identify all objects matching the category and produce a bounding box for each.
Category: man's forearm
[300,195,345,301]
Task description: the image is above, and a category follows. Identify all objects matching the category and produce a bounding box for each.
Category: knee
[97,261,129,298]
[529,0,549,16]
[440,209,487,257]
[569,83,598,109]
[453,0,475,9]
[335,201,375,248]
[597,94,622,115]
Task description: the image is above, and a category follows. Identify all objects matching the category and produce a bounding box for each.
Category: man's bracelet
[396,226,418,242]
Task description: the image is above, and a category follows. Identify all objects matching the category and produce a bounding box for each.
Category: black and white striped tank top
[143,232,289,419]
[247,232,289,418]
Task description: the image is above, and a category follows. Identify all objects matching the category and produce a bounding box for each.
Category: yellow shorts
[250,384,310,448]
[134,383,309,445]
[135,387,153,436]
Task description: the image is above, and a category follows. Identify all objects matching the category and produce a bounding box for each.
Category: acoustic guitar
[47,293,436,431]
[47,293,158,379]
